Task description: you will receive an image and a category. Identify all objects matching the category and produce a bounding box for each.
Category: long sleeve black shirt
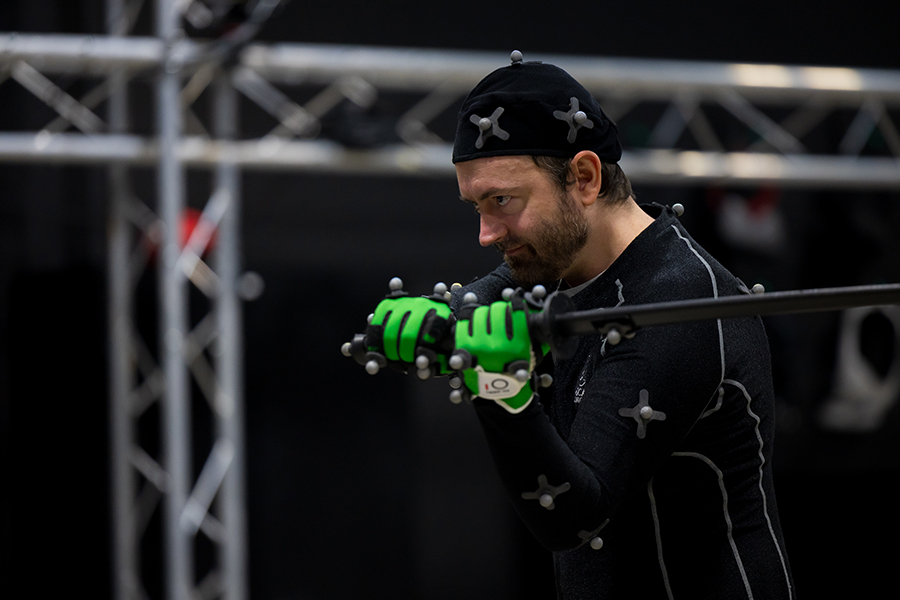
[452,204,795,599]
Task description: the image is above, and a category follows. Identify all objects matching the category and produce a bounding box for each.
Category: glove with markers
[344,277,455,378]
[448,288,550,413]
[342,278,552,414]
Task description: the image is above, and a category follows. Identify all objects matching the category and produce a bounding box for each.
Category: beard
[496,191,589,288]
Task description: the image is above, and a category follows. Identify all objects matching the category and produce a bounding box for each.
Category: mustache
[495,237,526,253]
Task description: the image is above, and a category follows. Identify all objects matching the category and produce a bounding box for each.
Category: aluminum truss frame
[103,2,249,600]
[2,4,900,600]
[1,31,900,186]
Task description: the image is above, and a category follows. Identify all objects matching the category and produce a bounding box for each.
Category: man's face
[456,155,589,287]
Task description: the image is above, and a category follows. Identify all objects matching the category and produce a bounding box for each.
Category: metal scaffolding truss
[2,27,900,186]
[2,2,900,600]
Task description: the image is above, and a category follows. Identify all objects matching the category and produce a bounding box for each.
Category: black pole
[532,283,900,358]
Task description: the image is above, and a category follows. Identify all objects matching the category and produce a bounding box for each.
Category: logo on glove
[474,366,527,400]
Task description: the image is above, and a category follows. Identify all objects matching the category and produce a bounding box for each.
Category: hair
[531,155,634,205]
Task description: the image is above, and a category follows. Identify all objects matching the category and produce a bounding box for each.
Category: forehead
[455,155,546,198]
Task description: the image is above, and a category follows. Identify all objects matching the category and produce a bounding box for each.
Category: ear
[569,150,603,206]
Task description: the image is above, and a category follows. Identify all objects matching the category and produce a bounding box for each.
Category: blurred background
[2,1,899,598]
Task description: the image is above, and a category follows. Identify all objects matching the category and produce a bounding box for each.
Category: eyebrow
[458,187,511,204]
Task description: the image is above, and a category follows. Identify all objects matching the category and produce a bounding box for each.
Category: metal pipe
[240,43,900,103]
[155,1,193,599]
[106,0,138,598]
[2,133,900,189]
[212,66,249,600]
[3,33,900,104]
[552,284,900,338]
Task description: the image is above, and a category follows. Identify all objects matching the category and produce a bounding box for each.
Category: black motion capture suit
[451,204,795,599]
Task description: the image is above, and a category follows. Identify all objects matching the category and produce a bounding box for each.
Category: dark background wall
[2,1,900,599]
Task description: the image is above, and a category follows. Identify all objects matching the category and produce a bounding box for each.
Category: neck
[561,197,653,287]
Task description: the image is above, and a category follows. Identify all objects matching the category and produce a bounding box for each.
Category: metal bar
[3,133,900,188]
[553,284,900,338]
[716,89,805,154]
[0,33,187,73]
[107,88,140,600]
[877,108,900,158]
[10,61,107,132]
[621,149,900,189]
[106,1,139,598]
[155,1,193,599]
[42,77,117,133]
[3,34,900,103]
[181,439,234,536]
[241,43,900,103]
[232,66,318,137]
[213,66,249,600]
[839,98,882,156]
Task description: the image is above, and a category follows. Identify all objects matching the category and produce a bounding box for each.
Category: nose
[479,213,507,247]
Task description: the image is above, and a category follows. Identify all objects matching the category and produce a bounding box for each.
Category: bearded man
[353,51,795,599]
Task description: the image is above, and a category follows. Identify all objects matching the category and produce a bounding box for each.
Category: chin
[506,260,560,289]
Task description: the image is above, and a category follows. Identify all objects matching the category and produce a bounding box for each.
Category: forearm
[472,398,610,551]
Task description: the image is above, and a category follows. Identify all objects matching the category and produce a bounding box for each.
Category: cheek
[504,210,532,239]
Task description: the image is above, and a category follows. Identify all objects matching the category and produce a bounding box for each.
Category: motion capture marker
[751,283,766,294]
[606,328,622,345]
[538,373,554,388]
[367,313,374,325]
[521,474,571,510]
[469,107,510,149]
[514,369,529,382]
[416,368,431,380]
[553,97,595,143]
[449,376,462,389]
[433,282,448,296]
[364,351,387,375]
[449,349,473,371]
[672,203,685,216]
[618,389,667,439]
[510,49,524,64]
[578,520,610,550]
[531,285,547,300]
[415,355,430,369]
[502,287,515,301]
[341,342,352,357]
[389,277,404,292]
[449,389,464,404]
[238,271,265,300]
[463,292,479,305]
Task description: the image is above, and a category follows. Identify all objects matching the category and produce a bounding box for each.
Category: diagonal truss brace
[2,33,900,187]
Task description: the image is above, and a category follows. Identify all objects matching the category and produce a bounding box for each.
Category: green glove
[364,278,454,377]
[450,290,540,414]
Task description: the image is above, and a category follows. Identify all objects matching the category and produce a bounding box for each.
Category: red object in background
[143,207,217,263]
[179,207,217,255]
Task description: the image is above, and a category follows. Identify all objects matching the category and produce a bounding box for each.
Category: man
[349,51,795,599]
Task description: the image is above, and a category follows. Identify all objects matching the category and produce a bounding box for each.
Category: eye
[496,195,511,207]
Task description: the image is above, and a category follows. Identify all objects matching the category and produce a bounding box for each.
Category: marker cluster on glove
[342,277,553,414]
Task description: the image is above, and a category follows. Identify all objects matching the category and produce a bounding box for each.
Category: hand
[343,278,454,378]
[449,288,541,414]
